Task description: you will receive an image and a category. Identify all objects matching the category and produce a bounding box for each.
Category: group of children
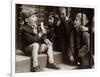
[21,7,93,72]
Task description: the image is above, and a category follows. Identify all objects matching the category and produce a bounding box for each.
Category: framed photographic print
[11,0,95,77]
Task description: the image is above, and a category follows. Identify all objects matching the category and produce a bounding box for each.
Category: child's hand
[56,20,61,26]
[69,55,74,62]
[79,26,88,31]
[32,28,38,35]
[40,22,47,34]
[44,39,53,46]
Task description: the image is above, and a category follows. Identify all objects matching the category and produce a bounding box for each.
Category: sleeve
[22,29,40,45]
[22,25,37,35]
[78,32,90,57]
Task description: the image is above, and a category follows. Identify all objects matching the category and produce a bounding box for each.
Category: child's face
[82,14,89,26]
[74,13,89,31]
[28,14,38,23]
[74,16,81,31]
[48,15,54,25]
[59,8,66,20]
[60,11,66,20]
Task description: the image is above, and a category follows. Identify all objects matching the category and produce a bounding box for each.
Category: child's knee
[39,44,47,53]
[32,43,40,49]
[47,45,53,50]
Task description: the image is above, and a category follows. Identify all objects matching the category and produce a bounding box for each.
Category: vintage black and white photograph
[15,4,94,73]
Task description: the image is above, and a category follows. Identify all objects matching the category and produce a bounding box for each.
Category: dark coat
[55,19,73,52]
[21,23,55,48]
[21,23,40,48]
[69,28,90,66]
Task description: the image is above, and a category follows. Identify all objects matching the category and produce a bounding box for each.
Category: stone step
[16,50,63,73]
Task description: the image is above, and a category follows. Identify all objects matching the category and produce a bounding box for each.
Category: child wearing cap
[21,7,59,72]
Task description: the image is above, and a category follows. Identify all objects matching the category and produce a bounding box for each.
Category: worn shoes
[47,63,60,69]
[31,63,60,72]
[31,65,43,72]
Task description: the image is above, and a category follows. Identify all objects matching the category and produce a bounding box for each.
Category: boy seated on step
[21,8,60,72]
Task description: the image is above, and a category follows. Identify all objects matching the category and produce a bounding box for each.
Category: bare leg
[39,44,54,63]
[31,43,40,67]
[39,44,47,53]
[47,45,54,64]
[39,44,60,69]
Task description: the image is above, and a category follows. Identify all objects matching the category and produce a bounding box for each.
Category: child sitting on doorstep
[21,8,59,72]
